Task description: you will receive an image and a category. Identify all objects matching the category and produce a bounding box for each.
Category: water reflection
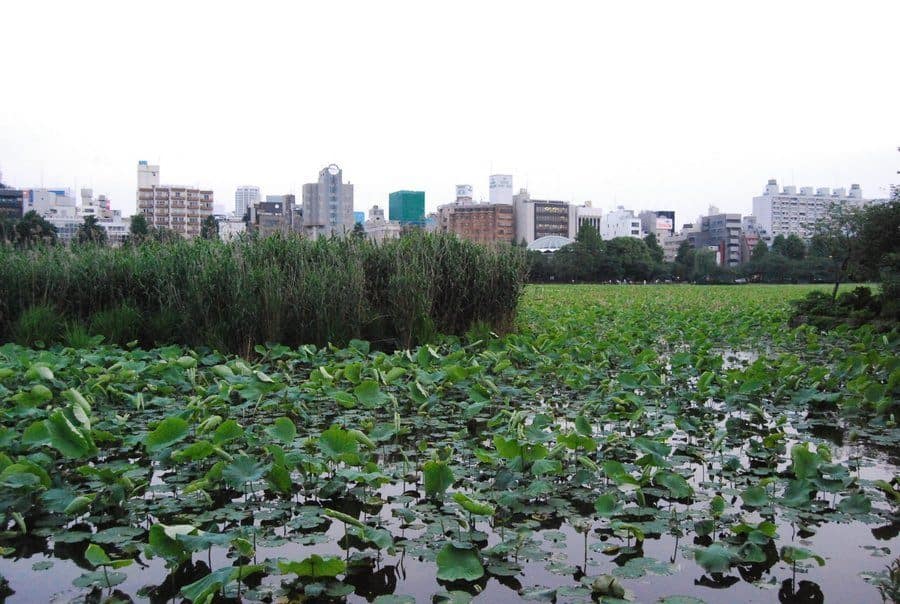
[778,578,824,604]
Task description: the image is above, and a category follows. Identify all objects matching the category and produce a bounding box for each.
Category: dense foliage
[0,285,896,602]
[0,233,528,352]
[528,200,900,287]
[528,226,666,283]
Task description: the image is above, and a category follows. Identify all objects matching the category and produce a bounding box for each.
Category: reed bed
[0,232,528,353]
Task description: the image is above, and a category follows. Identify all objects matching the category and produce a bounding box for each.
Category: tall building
[489,174,513,204]
[600,207,642,240]
[235,186,260,219]
[354,211,365,225]
[0,183,24,220]
[752,179,865,240]
[570,203,603,238]
[388,190,425,226]
[437,201,514,245]
[512,188,571,244]
[248,195,296,237]
[638,210,676,237]
[136,161,214,239]
[301,164,354,237]
[80,188,130,245]
[695,213,742,267]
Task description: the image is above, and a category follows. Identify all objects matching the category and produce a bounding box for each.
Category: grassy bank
[0,233,528,353]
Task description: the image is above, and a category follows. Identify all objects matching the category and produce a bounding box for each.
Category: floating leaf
[144,416,189,453]
[278,554,346,578]
[695,544,737,574]
[435,544,484,581]
[452,492,495,516]
[267,417,296,444]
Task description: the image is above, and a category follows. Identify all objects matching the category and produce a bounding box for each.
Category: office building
[600,207,642,240]
[301,164,354,237]
[354,211,365,225]
[235,186,261,219]
[249,195,297,237]
[388,190,425,226]
[136,161,214,239]
[752,179,865,240]
[639,210,676,237]
[695,211,742,267]
[512,189,571,245]
[0,184,24,220]
[437,201,514,245]
[570,203,603,238]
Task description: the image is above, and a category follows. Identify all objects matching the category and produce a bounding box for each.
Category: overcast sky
[2,1,898,224]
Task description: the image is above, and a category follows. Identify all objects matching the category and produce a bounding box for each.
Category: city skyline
[2,1,898,222]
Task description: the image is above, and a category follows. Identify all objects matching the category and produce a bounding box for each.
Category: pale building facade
[235,185,261,219]
[301,164,354,238]
[752,179,865,240]
[136,161,214,239]
[600,207,642,240]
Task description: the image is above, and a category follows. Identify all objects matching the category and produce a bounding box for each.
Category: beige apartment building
[437,202,514,245]
[136,161,213,238]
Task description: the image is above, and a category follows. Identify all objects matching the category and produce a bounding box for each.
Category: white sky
[2,1,898,224]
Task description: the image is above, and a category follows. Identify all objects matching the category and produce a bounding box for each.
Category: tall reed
[0,232,528,352]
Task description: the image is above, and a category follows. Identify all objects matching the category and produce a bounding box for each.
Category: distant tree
[129,213,149,242]
[812,203,864,301]
[692,248,719,282]
[750,239,768,262]
[853,200,900,278]
[782,234,806,260]
[15,211,58,246]
[0,216,16,243]
[606,237,653,281]
[351,222,366,239]
[643,232,664,264]
[76,215,108,245]
[807,234,830,258]
[770,234,787,256]
[576,223,603,252]
[201,215,219,240]
[151,227,182,243]
[674,240,695,281]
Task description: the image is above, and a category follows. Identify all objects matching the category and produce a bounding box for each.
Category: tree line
[528,199,899,289]
[0,211,221,246]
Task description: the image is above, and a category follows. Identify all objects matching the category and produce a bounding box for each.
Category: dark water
[1,446,896,603]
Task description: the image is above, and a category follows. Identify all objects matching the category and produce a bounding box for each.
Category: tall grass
[0,232,528,352]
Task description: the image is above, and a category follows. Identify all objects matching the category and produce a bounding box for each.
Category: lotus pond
[0,284,898,603]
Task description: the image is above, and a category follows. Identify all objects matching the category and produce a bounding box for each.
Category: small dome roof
[527,235,575,252]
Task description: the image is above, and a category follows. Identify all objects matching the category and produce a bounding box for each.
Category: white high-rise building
[234,186,260,218]
[136,161,214,239]
[600,207,642,240]
[489,174,513,204]
[752,179,865,240]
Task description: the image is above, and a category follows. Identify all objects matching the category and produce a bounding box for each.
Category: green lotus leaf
[435,544,484,581]
[144,416,190,453]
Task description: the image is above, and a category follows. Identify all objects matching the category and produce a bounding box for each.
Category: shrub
[12,305,61,347]
[89,304,142,345]
[63,321,103,349]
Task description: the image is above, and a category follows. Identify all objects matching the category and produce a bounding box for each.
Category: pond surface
[0,285,897,603]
